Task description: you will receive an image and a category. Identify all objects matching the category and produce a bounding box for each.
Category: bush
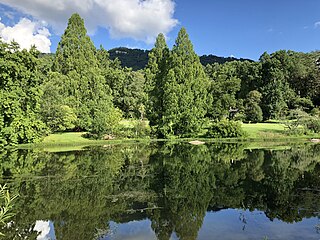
[90,107,122,138]
[45,105,77,132]
[310,108,320,117]
[1,117,49,145]
[285,109,320,135]
[206,120,246,138]
[245,103,263,123]
[304,117,320,133]
[133,120,151,138]
[117,120,151,138]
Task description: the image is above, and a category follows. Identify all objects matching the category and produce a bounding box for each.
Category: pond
[0,142,320,239]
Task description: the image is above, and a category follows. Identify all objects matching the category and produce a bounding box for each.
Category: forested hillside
[1,13,320,146]
[108,47,252,70]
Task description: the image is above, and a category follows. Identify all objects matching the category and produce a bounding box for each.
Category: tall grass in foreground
[0,185,18,236]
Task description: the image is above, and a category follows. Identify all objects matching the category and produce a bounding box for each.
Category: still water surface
[1,142,320,239]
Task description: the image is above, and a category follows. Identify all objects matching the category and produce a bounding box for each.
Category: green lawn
[42,132,93,144]
[242,122,287,138]
[32,132,95,152]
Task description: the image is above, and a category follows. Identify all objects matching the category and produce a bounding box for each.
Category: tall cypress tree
[49,13,117,136]
[145,33,170,133]
[160,28,209,137]
[53,13,98,74]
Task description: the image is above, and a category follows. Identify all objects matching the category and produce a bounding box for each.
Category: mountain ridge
[108,47,253,71]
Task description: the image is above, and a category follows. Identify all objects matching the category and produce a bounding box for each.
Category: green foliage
[147,28,209,138]
[0,41,48,145]
[290,97,314,111]
[44,105,77,132]
[206,119,246,138]
[310,107,320,117]
[97,47,147,119]
[53,14,98,74]
[145,33,169,132]
[0,184,18,236]
[259,50,320,120]
[236,61,263,99]
[285,109,320,135]
[46,13,118,137]
[108,47,252,71]
[90,107,122,138]
[261,69,291,119]
[245,90,263,123]
[303,117,320,133]
[284,109,309,135]
[117,120,150,138]
[205,62,241,119]
[132,120,151,138]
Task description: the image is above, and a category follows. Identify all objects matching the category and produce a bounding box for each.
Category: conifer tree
[157,28,209,137]
[53,13,98,74]
[145,33,170,133]
[49,13,118,136]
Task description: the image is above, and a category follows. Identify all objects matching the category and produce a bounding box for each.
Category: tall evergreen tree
[145,33,170,132]
[154,28,209,137]
[53,13,98,74]
[47,13,118,136]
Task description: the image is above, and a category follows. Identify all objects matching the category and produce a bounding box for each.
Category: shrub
[117,120,151,138]
[285,109,320,135]
[206,119,246,138]
[310,108,320,117]
[304,117,320,133]
[132,120,151,138]
[245,103,263,123]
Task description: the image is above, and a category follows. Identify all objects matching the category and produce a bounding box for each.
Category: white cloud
[0,18,51,52]
[0,0,178,43]
[315,21,320,28]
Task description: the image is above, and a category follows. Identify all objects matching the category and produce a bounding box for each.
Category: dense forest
[1,13,320,145]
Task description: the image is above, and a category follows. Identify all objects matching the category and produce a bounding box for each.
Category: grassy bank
[17,121,320,152]
[242,122,286,138]
[19,132,154,152]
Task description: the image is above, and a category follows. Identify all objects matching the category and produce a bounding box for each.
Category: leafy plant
[285,109,320,135]
[0,185,18,236]
[206,119,246,138]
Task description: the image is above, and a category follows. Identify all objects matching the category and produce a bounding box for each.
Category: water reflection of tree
[0,145,153,239]
[0,143,320,239]
[149,143,215,240]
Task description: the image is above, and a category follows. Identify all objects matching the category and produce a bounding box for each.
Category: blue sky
[0,0,319,60]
